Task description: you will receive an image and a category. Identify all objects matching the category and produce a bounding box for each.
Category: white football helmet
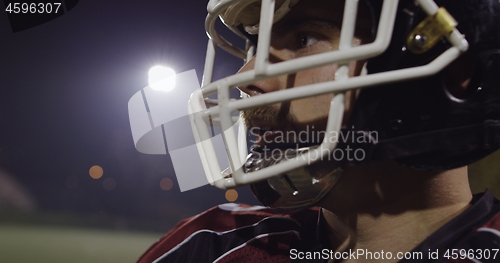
[188,0,470,210]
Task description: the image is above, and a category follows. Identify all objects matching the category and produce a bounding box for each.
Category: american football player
[138,0,500,262]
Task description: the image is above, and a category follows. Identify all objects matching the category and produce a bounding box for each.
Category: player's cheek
[289,65,337,123]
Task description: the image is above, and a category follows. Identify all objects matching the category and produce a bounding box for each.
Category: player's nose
[236,55,283,96]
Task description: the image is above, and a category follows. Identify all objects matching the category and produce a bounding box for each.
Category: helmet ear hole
[442,54,481,101]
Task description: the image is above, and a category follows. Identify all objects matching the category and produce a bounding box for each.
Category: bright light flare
[148,66,176,91]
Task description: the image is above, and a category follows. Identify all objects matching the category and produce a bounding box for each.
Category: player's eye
[299,33,319,49]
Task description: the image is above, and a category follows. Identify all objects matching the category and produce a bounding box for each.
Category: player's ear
[442,54,479,100]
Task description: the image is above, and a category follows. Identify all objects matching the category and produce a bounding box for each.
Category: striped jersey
[137,190,500,263]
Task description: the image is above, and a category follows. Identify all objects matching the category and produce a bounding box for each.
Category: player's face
[238,0,372,142]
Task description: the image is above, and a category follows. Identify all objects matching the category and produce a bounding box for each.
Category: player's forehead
[288,0,344,20]
[274,0,344,29]
[270,0,371,38]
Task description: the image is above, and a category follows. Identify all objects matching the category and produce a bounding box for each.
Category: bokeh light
[89,165,103,179]
[160,178,173,191]
[103,178,116,191]
[225,189,238,202]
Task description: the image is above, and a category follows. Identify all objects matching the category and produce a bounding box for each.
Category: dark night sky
[0,0,259,230]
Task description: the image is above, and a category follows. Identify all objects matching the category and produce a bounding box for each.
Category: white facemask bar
[189,0,469,189]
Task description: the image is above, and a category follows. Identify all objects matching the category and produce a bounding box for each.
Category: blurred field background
[0,222,159,263]
[0,150,496,263]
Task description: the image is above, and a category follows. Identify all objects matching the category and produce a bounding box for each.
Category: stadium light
[148,66,176,91]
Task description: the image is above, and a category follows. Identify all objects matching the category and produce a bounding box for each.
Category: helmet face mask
[188,0,500,210]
